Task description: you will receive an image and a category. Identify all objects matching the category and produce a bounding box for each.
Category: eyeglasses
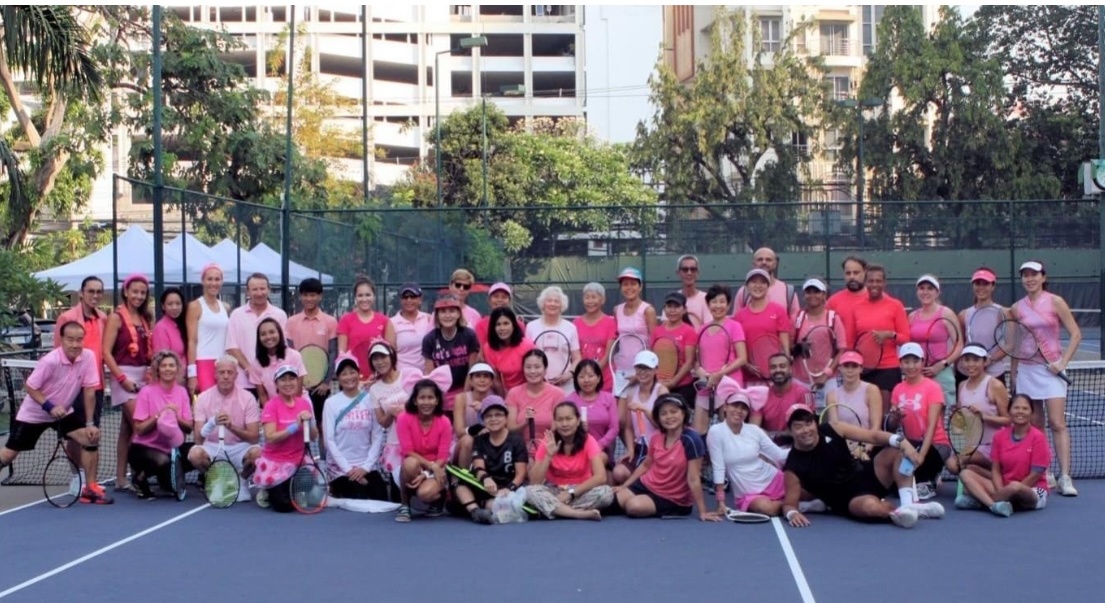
[401,294,420,299]
[452,282,472,290]
[679,266,699,273]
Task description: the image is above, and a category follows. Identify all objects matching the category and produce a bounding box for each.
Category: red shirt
[754,381,813,432]
[849,296,910,370]
[991,426,1050,490]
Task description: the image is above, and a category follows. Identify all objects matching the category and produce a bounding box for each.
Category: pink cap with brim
[488,282,512,297]
[839,350,863,366]
[971,269,996,283]
[334,352,360,372]
[785,403,816,424]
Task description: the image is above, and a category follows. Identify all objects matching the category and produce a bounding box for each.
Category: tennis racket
[966,305,1003,348]
[533,330,572,385]
[652,334,680,383]
[169,446,186,501]
[748,333,783,380]
[290,419,328,514]
[947,407,984,470]
[923,317,960,370]
[725,509,771,523]
[44,422,81,508]
[696,323,733,424]
[799,325,837,387]
[854,331,884,373]
[526,416,538,455]
[300,344,331,389]
[993,318,1072,386]
[608,333,647,397]
[819,403,868,461]
[203,424,240,508]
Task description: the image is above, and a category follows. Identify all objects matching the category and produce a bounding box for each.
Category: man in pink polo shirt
[285,277,338,418]
[751,353,813,440]
[0,321,112,504]
[188,355,262,501]
[733,248,800,321]
[226,273,288,391]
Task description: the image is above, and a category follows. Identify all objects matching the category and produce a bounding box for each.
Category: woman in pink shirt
[452,363,497,468]
[693,284,748,435]
[614,351,668,485]
[480,307,534,391]
[338,276,397,382]
[251,318,306,404]
[506,349,566,455]
[614,267,657,342]
[151,288,187,368]
[957,394,1050,517]
[102,273,153,491]
[908,274,963,405]
[566,359,619,465]
[128,351,193,500]
[572,282,618,392]
[253,365,317,513]
[734,269,792,384]
[891,343,954,501]
[524,401,614,520]
[394,379,453,523]
[369,342,417,488]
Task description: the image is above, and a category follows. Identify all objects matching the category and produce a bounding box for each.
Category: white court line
[0,504,209,599]
[0,497,47,517]
[771,517,816,603]
[1064,412,1105,427]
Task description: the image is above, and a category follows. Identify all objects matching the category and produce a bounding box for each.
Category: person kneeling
[781,404,944,529]
[129,351,194,500]
[453,395,528,524]
[252,365,318,512]
[188,355,261,503]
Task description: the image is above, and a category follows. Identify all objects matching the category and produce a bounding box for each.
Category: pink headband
[401,365,453,395]
[201,263,223,279]
[122,273,149,290]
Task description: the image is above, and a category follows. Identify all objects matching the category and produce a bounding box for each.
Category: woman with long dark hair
[252,318,305,404]
[152,287,188,380]
[524,401,614,520]
[103,274,153,491]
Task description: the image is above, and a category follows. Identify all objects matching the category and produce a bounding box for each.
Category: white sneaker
[255,488,270,509]
[1058,475,1079,497]
[889,506,919,529]
[916,481,937,501]
[1046,471,1057,490]
[69,471,85,498]
[910,501,945,519]
[799,499,827,514]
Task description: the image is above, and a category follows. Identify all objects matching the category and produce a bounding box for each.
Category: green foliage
[0,6,102,101]
[0,247,66,326]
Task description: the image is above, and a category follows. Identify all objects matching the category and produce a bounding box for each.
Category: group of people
[0,250,1080,527]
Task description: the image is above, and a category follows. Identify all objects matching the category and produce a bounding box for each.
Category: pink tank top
[626,382,660,440]
[1014,293,1061,364]
[834,381,871,429]
[909,308,952,360]
[615,302,651,340]
[957,375,998,447]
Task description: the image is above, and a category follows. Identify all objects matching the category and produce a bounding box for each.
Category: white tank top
[834,381,871,429]
[196,298,230,360]
[957,375,998,447]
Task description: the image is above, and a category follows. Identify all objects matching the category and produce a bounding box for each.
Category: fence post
[1008,198,1016,306]
[823,202,831,287]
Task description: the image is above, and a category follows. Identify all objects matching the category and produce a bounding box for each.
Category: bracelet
[889,434,903,449]
[85,422,95,427]
[187,364,198,378]
[114,373,127,384]
[785,509,798,521]
[41,400,55,413]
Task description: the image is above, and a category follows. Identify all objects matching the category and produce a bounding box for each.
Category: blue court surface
[1,482,1102,603]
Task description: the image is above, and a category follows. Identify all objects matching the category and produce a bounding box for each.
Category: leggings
[128,443,194,489]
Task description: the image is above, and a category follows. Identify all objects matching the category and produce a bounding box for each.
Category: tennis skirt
[109,365,149,407]
[1015,364,1068,400]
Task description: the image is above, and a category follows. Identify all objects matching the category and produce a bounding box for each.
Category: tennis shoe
[1057,475,1078,497]
[79,483,114,505]
[255,488,270,508]
[915,481,937,501]
[798,499,827,514]
[989,501,1013,517]
[472,508,494,525]
[955,494,983,510]
[889,506,918,529]
[910,501,945,519]
[1046,471,1056,490]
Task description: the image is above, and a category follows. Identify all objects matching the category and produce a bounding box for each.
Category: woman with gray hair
[572,282,618,393]
[526,286,582,393]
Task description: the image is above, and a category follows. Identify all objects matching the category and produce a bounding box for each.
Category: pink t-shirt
[461,305,482,331]
[792,310,848,385]
[251,348,307,394]
[734,279,800,321]
[391,311,434,373]
[338,311,391,381]
[225,303,289,389]
[650,322,697,387]
[131,383,193,454]
[640,429,706,507]
[534,434,602,486]
[567,391,619,450]
[260,396,314,464]
[285,311,338,352]
[696,319,746,384]
[891,378,950,446]
[735,301,791,382]
[474,315,526,348]
[991,426,1050,490]
[755,382,813,432]
[573,314,618,392]
[395,413,452,462]
[151,316,186,361]
[482,339,535,390]
[506,383,566,443]
[193,385,261,446]
[17,348,100,424]
[684,289,709,328]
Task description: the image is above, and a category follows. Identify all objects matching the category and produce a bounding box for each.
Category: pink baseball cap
[785,403,816,425]
[839,350,864,366]
[488,282,512,297]
[334,352,360,373]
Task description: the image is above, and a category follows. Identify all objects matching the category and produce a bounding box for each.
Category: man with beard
[780,404,945,528]
[848,264,910,408]
[750,353,813,441]
[827,255,868,344]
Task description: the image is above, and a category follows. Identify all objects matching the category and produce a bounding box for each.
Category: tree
[631,7,828,251]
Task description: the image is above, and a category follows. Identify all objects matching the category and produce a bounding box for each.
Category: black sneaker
[472,508,494,524]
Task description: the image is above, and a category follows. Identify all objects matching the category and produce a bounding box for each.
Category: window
[819,23,849,56]
[826,76,850,101]
[760,17,781,53]
[862,6,885,56]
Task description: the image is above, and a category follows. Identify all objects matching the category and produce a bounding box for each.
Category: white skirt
[1015,363,1067,400]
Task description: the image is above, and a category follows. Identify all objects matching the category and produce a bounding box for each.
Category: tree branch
[0,45,42,146]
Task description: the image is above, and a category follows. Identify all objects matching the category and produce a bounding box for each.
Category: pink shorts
[736,471,785,511]
[195,359,217,393]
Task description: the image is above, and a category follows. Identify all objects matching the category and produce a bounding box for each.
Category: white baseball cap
[802,278,827,292]
[634,350,659,369]
[468,362,495,376]
[961,344,989,358]
[916,274,940,290]
[897,342,925,360]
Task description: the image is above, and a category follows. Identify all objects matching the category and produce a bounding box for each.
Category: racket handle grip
[303,419,311,443]
[527,417,536,440]
[1058,369,1073,386]
[217,424,226,442]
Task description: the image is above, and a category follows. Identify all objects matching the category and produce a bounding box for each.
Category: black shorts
[824,461,891,516]
[911,442,952,484]
[70,389,105,427]
[864,367,902,393]
[4,413,86,452]
[628,480,692,517]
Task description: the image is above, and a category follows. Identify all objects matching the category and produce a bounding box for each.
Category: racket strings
[802,328,835,376]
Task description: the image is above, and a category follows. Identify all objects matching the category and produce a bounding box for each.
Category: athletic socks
[898,486,916,507]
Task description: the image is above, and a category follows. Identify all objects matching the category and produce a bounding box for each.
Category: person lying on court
[0,320,112,504]
[781,404,945,529]
[128,350,194,500]
[188,355,262,502]
[452,395,529,524]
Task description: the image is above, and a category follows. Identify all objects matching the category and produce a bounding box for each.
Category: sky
[583,5,980,145]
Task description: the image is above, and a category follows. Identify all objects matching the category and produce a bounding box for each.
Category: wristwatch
[568,486,576,502]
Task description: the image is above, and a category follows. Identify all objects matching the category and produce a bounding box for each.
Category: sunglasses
[679,266,699,273]
[84,289,104,295]
[452,282,472,290]
[401,293,421,299]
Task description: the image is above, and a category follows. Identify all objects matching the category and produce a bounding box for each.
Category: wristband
[200,417,217,438]
[41,400,56,413]
[114,373,128,384]
[285,422,300,435]
[86,422,95,427]
[889,434,903,449]
[187,364,198,378]
[786,510,798,521]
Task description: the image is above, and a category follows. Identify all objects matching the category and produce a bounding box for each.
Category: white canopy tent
[207,239,279,284]
[250,242,334,285]
[34,225,196,291]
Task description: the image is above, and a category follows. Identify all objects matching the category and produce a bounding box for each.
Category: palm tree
[0,6,104,249]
